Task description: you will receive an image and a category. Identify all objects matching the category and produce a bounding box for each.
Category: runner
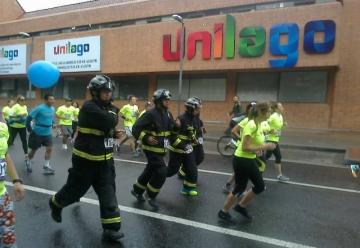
[26,94,56,174]
[118,95,140,157]
[7,96,29,164]
[49,75,124,242]
[218,102,275,222]
[0,121,25,248]
[56,98,74,150]
[265,102,289,182]
[1,100,15,125]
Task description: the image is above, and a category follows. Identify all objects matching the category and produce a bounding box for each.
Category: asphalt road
[5,138,360,248]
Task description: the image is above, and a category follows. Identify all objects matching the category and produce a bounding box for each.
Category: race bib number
[104,138,115,148]
[164,138,170,148]
[0,159,7,181]
[275,130,282,136]
[185,144,193,154]
[198,137,204,145]
[65,114,71,120]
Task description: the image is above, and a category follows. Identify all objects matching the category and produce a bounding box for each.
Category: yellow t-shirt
[2,106,11,122]
[119,104,139,127]
[235,117,249,147]
[9,103,28,128]
[73,107,80,122]
[267,112,283,142]
[56,105,74,126]
[0,122,9,196]
[234,120,266,159]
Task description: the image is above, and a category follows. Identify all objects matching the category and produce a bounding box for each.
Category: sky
[17,0,91,12]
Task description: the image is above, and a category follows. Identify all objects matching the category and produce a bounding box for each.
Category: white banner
[0,44,27,75]
[45,36,101,72]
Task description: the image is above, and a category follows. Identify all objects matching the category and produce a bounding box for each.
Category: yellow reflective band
[168,146,185,154]
[52,196,62,208]
[139,131,146,141]
[142,145,166,153]
[256,157,266,172]
[78,127,104,136]
[177,135,191,140]
[147,183,160,193]
[184,180,197,187]
[135,181,146,190]
[172,138,182,147]
[179,167,186,176]
[147,131,171,137]
[101,217,121,224]
[73,148,113,161]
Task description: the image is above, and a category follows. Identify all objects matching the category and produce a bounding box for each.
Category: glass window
[41,77,88,99]
[113,76,149,100]
[0,78,36,99]
[278,71,328,102]
[189,74,226,101]
[237,72,279,102]
[157,75,190,101]
[157,74,226,101]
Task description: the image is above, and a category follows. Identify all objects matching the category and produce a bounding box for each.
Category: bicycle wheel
[217,135,236,157]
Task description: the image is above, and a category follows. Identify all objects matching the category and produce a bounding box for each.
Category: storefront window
[157,74,226,101]
[113,76,149,100]
[41,77,88,99]
[237,72,279,102]
[278,71,328,102]
[237,71,328,103]
[0,78,35,99]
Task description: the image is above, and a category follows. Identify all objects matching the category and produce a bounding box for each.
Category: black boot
[49,197,62,223]
[131,189,145,202]
[102,229,125,242]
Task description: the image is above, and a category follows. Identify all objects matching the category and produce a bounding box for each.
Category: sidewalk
[203,123,360,165]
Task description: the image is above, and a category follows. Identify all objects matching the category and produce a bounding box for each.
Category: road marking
[5,182,316,248]
[114,158,360,194]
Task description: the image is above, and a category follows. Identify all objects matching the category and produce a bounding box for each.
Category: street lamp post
[171,14,185,116]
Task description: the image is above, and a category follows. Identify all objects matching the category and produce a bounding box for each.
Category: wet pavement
[6,138,360,248]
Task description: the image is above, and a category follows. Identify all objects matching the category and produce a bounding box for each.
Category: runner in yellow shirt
[0,121,25,247]
[71,101,80,141]
[265,102,289,182]
[2,100,15,125]
[118,95,140,157]
[8,96,29,163]
[218,102,275,222]
[56,98,74,150]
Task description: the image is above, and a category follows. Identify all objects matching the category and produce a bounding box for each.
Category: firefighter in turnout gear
[167,97,201,196]
[49,75,125,242]
[131,89,174,210]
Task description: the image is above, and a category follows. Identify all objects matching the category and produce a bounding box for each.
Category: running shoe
[351,164,359,178]
[277,175,290,182]
[25,159,32,173]
[233,204,252,221]
[43,165,55,175]
[102,229,124,242]
[181,187,198,196]
[218,210,232,222]
[131,189,145,202]
[49,198,62,223]
[144,193,159,210]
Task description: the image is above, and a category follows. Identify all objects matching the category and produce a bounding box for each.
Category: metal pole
[177,23,185,116]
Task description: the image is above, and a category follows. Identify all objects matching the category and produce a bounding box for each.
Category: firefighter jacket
[169,112,198,154]
[73,99,119,161]
[132,107,174,154]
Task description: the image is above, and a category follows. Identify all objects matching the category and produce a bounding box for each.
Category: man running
[26,94,56,174]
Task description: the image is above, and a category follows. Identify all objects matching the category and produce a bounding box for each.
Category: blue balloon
[27,60,60,89]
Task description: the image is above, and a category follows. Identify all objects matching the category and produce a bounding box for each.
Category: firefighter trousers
[133,151,167,199]
[53,155,121,231]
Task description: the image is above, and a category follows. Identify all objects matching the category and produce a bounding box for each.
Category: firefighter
[49,75,124,242]
[131,89,174,210]
[167,97,201,196]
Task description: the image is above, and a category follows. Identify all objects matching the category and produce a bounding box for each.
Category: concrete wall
[0,0,24,23]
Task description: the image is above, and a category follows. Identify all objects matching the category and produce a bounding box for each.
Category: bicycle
[216,135,237,157]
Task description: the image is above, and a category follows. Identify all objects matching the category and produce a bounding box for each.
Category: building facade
[0,0,359,130]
